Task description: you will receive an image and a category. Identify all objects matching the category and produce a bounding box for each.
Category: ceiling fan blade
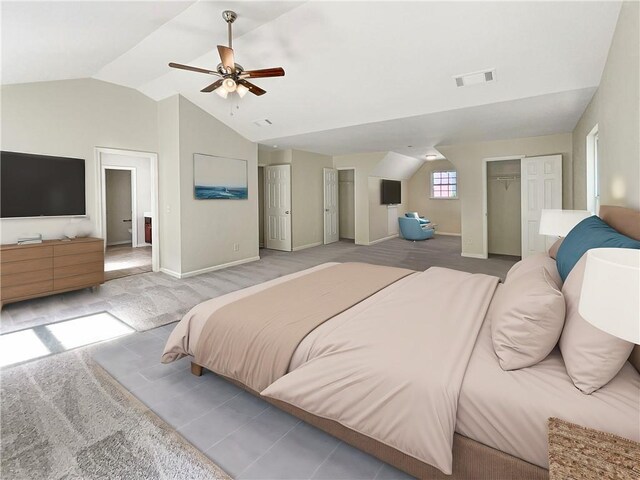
[217,45,235,72]
[242,67,285,79]
[201,79,224,93]
[239,80,266,96]
[169,62,219,76]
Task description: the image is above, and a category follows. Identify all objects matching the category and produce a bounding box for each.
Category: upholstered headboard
[599,206,640,374]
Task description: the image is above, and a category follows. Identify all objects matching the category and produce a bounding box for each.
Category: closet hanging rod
[489,175,520,181]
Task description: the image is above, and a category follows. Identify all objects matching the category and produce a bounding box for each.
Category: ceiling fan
[169,10,285,98]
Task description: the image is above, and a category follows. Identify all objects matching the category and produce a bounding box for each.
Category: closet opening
[338,168,355,242]
[485,159,522,260]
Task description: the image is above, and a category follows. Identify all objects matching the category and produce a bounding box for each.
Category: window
[586,125,599,213]
[431,171,457,199]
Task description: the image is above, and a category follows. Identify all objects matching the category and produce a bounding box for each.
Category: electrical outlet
[166,205,171,214]
[233,243,240,252]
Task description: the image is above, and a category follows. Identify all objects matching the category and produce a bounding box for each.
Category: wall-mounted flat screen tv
[381,179,401,205]
[1,151,86,218]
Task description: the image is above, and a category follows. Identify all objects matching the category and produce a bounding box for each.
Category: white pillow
[558,256,634,394]
[492,266,565,370]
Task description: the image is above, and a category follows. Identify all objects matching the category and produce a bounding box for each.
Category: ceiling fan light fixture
[214,86,228,98]
[236,83,249,98]
[222,78,237,92]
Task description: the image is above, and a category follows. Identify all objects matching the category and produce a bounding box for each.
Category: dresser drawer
[1,280,53,301]
[54,251,103,268]
[54,241,103,257]
[1,246,53,263]
[54,272,104,291]
[0,257,53,276]
[1,269,53,287]
[54,262,104,279]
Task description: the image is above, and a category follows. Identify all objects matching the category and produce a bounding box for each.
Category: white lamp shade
[579,248,640,344]
[214,87,228,98]
[539,209,592,237]
[236,83,249,98]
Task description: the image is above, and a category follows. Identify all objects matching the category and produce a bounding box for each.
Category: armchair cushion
[405,212,430,224]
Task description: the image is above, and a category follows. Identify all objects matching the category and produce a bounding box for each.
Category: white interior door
[521,155,562,257]
[323,168,339,244]
[265,165,292,251]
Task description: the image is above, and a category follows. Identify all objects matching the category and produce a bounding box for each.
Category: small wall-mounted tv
[381,179,401,205]
[1,151,86,218]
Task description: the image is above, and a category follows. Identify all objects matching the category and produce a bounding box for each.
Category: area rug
[0,348,230,480]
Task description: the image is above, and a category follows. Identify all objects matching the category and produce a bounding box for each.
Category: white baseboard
[436,232,461,237]
[368,234,398,246]
[293,241,322,252]
[160,267,181,278]
[160,256,261,279]
[461,252,487,259]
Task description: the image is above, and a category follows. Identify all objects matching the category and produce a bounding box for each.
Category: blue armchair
[405,212,430,225]
[398,217,435,241]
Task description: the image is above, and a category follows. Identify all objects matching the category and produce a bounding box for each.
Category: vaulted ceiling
[1,1,622,159]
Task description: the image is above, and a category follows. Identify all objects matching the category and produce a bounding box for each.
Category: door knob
[285,211,290,214]
[325,209,329,212]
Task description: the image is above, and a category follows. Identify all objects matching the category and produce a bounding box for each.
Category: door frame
[336,167,357,242]
[481,155,524,259]
[95,147,160,272]
[102,166,137,247]
[257,164,265,248]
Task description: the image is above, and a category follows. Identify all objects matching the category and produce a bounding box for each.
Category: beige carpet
[0,347,230,480]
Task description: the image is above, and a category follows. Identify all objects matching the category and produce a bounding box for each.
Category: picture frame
[193,153,248,200]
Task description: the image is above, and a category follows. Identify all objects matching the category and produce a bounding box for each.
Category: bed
[161,205,640,479]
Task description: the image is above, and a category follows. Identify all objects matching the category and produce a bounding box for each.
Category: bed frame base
[189,362,548,479]
[190,362,203,376]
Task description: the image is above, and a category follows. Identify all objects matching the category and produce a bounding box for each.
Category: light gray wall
[290,149,333,250]
[258,148,332,250]
[408,159,461,235]
[573,0,639,210]
[105,169,132,245]
[333,152,386,245]
[177,96,258,274]
[439,133,572,257]
[157,95,182,273]
[368,178,409,242]
[0,78,158,244]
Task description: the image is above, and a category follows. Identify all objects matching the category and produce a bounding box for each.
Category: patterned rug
[0,348,230,480]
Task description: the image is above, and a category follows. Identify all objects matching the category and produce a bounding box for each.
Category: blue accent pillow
[556,215,640,281]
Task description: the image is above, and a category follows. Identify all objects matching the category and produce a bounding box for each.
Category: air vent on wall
[253,119,273,127]
[454,68,496,87]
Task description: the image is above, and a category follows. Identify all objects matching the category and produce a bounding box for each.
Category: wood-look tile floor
[105,244,152,281]
[93,325,415,479]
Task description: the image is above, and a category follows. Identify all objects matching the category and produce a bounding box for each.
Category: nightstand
[548,417,640,479]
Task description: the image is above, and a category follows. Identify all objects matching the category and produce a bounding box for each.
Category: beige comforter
[262,267,499,475]
[164,262,413,391]
[162,263,499,475]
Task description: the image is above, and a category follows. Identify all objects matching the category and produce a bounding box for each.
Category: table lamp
[579,248,640,344]
[539,209,592,237]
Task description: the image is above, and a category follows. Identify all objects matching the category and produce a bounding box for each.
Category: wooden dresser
[0,237,104,307]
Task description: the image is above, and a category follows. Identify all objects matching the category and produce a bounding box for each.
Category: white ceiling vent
[253,119,273,127]
[454,69,496,87]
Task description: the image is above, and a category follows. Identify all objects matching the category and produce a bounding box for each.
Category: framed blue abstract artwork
[193,153,248,200]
